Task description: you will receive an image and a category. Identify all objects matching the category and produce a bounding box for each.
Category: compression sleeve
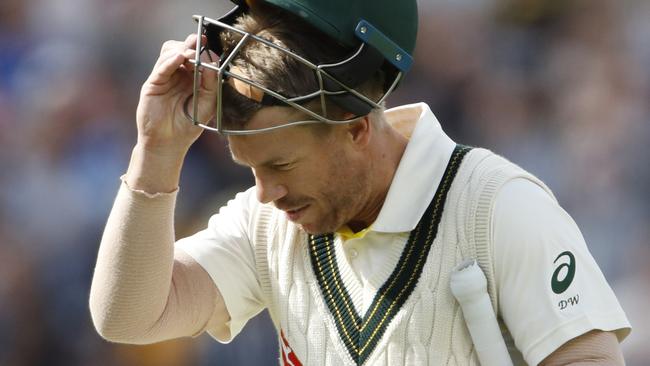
[89,178,229,344]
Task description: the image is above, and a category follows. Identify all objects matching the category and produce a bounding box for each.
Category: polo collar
[371,103,456,233]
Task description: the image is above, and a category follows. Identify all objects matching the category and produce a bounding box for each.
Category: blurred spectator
[0,220,47,366]
[616,237,650,365]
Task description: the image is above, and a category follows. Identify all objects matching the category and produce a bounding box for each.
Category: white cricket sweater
[249,146,550,366]
[178,104,629,365]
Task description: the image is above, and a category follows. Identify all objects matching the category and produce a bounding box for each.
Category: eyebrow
[230,153,290,168]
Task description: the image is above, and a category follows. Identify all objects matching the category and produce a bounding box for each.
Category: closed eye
[272,162,294,171]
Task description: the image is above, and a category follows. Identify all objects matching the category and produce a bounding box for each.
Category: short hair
[219,2,385,130]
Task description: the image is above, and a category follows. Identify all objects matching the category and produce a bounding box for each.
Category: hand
[125,34,219,193]
[136,33,218,155]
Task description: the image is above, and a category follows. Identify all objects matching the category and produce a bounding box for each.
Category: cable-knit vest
[251,147,554,366]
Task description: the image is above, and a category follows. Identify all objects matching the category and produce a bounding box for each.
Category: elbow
[89,297,129,343]
[90,311,122,343]
[91,315,123,343]
[89,309,156,345]
[89,283,117,342]
[89,290,152,344]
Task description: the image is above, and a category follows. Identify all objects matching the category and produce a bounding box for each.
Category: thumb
[190,49,220,125]
[200,49,220,95]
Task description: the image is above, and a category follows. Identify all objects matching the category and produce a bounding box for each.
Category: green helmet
[262,0,418,72]
[185,0,419,134]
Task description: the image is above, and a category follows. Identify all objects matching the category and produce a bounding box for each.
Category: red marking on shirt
[280,330,303,366]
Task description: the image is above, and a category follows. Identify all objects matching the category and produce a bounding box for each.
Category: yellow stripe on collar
[337,225,372,241]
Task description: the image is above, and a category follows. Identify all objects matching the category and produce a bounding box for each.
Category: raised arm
[89,34,230,344]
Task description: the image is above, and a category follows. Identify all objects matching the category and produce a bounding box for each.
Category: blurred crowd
[0,0,648,365]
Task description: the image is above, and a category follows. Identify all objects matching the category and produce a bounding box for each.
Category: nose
[254,174,288,204]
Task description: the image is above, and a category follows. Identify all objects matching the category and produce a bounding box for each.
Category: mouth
[284,204,309,222]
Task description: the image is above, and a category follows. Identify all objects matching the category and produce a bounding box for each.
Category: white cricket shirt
[178,103,630,365]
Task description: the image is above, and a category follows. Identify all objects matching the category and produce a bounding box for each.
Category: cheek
[298,146,358,208]
[313,168,355,210]
[291,159,336,197]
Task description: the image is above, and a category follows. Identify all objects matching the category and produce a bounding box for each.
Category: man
[89,0,630,365]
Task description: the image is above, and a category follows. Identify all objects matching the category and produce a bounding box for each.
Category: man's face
[228,107,369,234]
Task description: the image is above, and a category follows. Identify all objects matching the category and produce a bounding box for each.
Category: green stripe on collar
[308,144,473,364]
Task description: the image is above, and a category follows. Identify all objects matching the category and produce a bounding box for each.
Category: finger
[151,45,203,85]
[155,35,204,69]
[160,39,184,55]
[154,40,185,69]
[200,50,220,93]
[148,51,187,86]
[190,50,220,124]
[184,33,207,50]
[181,48,201,73]
[154,34,206,71]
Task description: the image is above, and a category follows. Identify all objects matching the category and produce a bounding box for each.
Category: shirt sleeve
[176,187,265,343]
[492,178,631,365]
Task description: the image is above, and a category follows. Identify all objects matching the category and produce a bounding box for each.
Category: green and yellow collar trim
[308,144,472,364]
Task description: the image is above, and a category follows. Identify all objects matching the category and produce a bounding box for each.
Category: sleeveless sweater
[250,147,554,366]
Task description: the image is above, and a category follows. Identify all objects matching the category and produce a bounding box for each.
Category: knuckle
[161,40,180,52]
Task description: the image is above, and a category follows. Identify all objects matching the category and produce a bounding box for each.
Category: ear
[345,113,371,149]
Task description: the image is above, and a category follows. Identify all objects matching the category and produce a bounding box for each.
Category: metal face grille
[184,15,402,135]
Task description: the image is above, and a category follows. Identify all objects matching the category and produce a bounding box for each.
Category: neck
[347,124,408,232]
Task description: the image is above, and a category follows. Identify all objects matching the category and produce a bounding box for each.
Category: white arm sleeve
[176,187,266,343]
[493,178,630,366]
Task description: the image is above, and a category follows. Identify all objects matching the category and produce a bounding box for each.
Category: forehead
[227,110,319,167]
